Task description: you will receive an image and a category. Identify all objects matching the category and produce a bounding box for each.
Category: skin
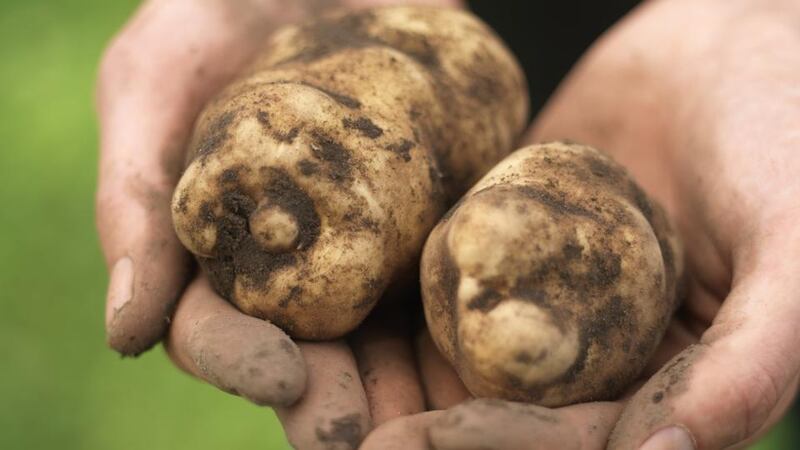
[421,142,683,407]
[364,0,800,448]
[171,5,528,340]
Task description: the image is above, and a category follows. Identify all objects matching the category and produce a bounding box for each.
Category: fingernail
[105,257,134,327]
[639,426,695,450]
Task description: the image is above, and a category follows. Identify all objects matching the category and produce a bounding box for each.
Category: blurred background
[0,0,796,449]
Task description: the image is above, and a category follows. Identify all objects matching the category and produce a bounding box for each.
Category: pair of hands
[96,0,800,449]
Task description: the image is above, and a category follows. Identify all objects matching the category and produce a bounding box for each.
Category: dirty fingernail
[105,257,134,327]
[639,426,695,450]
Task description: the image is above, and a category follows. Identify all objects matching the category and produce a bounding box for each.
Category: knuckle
[96,32,144,102]
[97,37,127,85]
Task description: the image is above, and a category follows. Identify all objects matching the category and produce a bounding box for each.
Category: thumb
[609,235,800,449]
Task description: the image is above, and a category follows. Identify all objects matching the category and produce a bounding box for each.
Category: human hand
[169,276,426,449]
[96,0,459,447]
[363,0,800,448]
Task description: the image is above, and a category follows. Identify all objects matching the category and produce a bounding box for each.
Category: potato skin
[171,7,528,339]
[420,142,683,406]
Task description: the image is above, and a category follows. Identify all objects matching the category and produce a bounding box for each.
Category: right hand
[96,0,457,448]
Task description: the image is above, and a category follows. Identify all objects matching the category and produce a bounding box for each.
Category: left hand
[362,0,800,448]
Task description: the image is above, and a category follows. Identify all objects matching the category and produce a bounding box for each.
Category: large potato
[421,142,683,406]
[171,6,528,339]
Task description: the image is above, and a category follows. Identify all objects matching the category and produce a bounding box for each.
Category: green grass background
[0,1,795,449]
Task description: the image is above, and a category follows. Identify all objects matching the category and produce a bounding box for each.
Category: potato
[171,6,528,339]
[420,142,683,406]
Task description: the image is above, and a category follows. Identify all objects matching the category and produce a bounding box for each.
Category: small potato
[420,142,683,407]
[171,6,528,339]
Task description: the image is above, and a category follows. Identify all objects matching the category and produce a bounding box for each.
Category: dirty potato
[171,6,528,339]
[421,142,683,406]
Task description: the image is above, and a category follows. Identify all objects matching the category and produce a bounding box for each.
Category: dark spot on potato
[391,29,440,68]
[587,252,622,288]
[176,191,189,214]
[255,103,301,142]
[197,111,236,157]
[280,8,444,77]
[262,167,322,251]
[515,349,548,365]
[584,154,620,181]
[342,117,383,139]
[199,202,215,223]
[434,240,461,356]
[310,130,352,182]
[278,285,302,308]
[275,126,300,143]
[514,351,533,364]
[545,294,635,394]
[408,106,422,122]
[466,74,502,104]
[466,289,502,312]
[248,367,263,377]
[344,210,380,234]
[585,295,634,349]
[297,159,319,176]
[511,286,548,307]
[278,10,376,65]
[515,185,599,220]
[386,138,414,162]
[562,242,583,260]
[256,110,270,127]
[220,166,241,184]
[315,413,363,450]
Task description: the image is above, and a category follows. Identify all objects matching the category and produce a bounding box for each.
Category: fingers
[99,200,191,356]
[276,341,371,450]
[415,328,471,409]
[95,0,280,355]
[165,277,306,406]
[428,399,622,450]
[360,411,445,450]
[350,302,425,425]
[609,240,800,450]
